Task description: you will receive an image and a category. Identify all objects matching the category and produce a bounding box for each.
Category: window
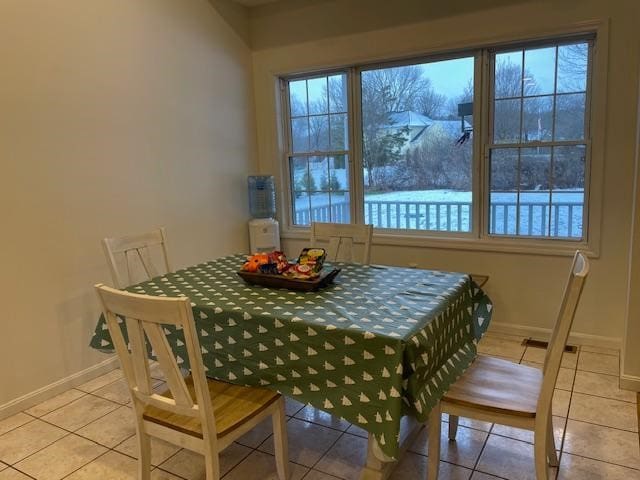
[281,34,595,245]
[488,42,590,238]
[360,57,475,232]
[287,73,351,225]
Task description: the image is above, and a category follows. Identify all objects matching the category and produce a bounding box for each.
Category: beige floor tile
[114,435,181,467]
[410,423,487,469]
[470,472,502,480]
[76,406,136,448]
[284,397,306,416]
[557,452,640,479]
[235,417,274,449]
[314,433,367,480]
[561,351,579,369]
[92,378,165,405]
[477,336,525,360]
[556,367,576,391]
[295,405,351,431]
[553,389,571,418]
[42,394,119,431]
[223,449,309,480]
[569,392,638,432]
[522,348,578,369]
[76,369,123,393]
[304,470,343,480]
[25,389,86,417]
[579,344,619,356]
[259,418,342,467]
[442,414,492,432]
[388,451,472,480]
[345,424,368,438]
[563,419,640,469]
[0,414,33,437]
[0,463,5,472]
[150,469,184,480]
[159,442,251,479]
[91,378,132,405]
[0,419,67,464]
[65,450,137,480]
[0,469,33,480]
[573,371,637,403]
[476,435,540,480]
[490,415,565,448]
[14,434,106,480]
[578,351,619,375]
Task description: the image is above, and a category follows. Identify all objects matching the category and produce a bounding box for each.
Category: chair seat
[143,375,280,438]
[443,355,543,417]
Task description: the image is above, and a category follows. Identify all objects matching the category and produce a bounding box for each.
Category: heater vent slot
[521,338,577,354]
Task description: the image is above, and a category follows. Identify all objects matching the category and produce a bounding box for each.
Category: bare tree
[415,78,447,118]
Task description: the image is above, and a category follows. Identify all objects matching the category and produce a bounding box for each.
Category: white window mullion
[479,49,494,241]
[350,67,365,226]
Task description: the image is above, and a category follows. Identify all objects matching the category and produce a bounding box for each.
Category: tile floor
[1,332,638,480]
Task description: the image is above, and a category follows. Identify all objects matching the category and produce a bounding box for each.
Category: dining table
[90,253,492,480]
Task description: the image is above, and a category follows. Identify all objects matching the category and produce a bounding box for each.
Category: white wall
[0,0,256,405]
[251,0,640,349]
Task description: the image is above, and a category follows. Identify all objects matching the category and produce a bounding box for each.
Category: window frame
[483,35,595,242]
[277,25,606,257]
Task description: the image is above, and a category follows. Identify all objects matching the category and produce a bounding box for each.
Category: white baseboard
[488,321,622,350]
[619,374,640,393]
[0,356,119,420]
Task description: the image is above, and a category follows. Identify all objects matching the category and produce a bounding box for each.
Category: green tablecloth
[90,254,492,458]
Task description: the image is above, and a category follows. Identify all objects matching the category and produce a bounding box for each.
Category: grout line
[58,448,113,480]
[0,414,38,440]
[308,430,346,473]
[570,389,638,405]
[3,466,38,479]
[559,450,640,472]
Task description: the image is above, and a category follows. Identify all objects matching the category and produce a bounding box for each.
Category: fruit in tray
[241,251,290,274]
[241,248,327,280]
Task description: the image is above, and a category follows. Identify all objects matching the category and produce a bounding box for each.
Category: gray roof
[385,111,433,128]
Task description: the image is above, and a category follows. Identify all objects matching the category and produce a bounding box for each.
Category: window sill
[280,229,597,258]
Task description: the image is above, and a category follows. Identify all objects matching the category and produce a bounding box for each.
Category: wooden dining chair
[103,227,172,288]
[427,250,589,480]
[310,222,373,264]
[95,284,290,480]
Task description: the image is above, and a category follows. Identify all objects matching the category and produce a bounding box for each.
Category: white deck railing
[295,200,583,238]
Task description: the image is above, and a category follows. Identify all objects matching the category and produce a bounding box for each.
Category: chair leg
[137,431,151,480]
[203,448,221,480]
[272,398,290,480]
[448,415,459,440]
[427,402,441,480]
[546,415,559,467]
[534,423,550,480]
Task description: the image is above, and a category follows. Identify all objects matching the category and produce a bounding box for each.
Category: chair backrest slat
[95,284,216,429]
[141,321,194,408]
[310,222,373,264]
[103,227,171,288]
[537,251,589,415]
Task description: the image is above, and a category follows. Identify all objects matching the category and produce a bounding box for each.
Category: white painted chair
[310,222,373,264]
[427,251,589,480]
[103,227,172,288]
[95,284,290,480]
